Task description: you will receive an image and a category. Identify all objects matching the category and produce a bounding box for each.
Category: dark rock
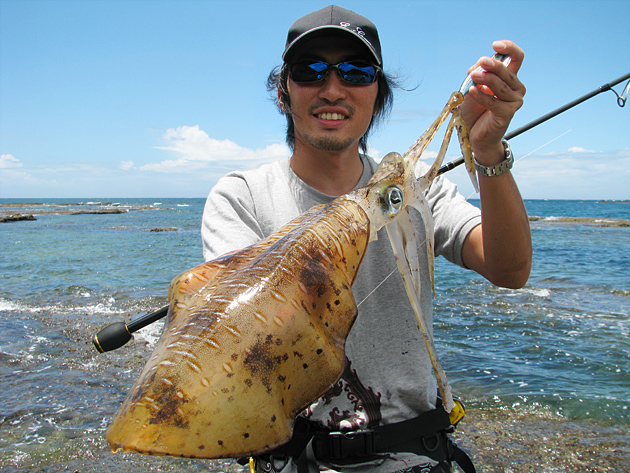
[148,227,180,232]
[0,214,37,223]
[70,209,127,215]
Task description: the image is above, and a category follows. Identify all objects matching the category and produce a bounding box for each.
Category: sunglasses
[289,61,381,85]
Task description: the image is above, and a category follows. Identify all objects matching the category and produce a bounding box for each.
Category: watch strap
[474,140,514,177]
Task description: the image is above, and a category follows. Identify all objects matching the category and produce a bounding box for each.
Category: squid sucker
[106,91,478,459]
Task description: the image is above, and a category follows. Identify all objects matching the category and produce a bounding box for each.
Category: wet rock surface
[453,407,630,472]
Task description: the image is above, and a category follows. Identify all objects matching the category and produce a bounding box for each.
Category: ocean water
[0,198,629,471]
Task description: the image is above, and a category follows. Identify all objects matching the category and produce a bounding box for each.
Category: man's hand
[459,41,531,290]
[460,40,526,164]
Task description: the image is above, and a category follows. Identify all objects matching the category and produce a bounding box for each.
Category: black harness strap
[259,408,476,473]
[375,406,452,451]
[451,443,476,473]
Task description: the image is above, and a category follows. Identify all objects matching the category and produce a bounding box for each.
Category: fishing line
[361,129,581,305]
[462,129,574,202]
[362,128,578,308]
[365,67,625,300]
[514,129,572,164]
[357,268,398,308]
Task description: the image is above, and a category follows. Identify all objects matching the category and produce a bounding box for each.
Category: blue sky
[1,0,629,200]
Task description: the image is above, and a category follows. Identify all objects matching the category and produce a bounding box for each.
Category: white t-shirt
[201,155,481,470]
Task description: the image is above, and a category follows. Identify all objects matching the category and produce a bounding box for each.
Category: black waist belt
[264,408,475,472]
[313,407,451,460]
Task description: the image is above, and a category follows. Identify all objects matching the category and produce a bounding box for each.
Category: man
[201,5,531,473]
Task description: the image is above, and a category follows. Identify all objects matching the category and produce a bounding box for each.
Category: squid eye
[387,187,403,214]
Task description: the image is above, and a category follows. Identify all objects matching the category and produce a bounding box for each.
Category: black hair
[266,64,399,154]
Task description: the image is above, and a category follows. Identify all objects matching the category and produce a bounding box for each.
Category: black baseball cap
[282,5,382,66]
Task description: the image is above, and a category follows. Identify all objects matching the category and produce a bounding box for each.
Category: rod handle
[92,322,132,353]
[91,306,169,353]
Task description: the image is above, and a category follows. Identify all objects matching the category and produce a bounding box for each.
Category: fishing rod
[92,71,630,354]
[437,71,630,176]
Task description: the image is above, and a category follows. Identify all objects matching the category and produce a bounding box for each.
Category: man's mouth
[316,112,347,121]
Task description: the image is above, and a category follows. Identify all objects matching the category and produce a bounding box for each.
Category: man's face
[285,36,379,154]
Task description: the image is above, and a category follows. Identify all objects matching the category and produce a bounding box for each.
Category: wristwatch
[474,140,514,177]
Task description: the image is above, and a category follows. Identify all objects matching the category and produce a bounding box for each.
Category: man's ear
[277,87,285,111]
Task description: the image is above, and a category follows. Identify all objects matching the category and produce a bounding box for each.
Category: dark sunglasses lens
[291,62,378,84]
[338,63,378,84]
[290,62,329,82]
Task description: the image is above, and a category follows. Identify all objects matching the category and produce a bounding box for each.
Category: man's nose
[318,70,347,102]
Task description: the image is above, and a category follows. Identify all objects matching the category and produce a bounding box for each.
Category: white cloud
[0,154,22,169]
[512,147,630,199]
[120,160,134,170]
[365,143,381,161]
[390,108,439,123]
[442,146,630,201]
[567,146,595,153]
[420,150,439,160]
[144,125,289,173]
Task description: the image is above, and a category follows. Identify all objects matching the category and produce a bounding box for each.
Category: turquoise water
[439,199,630,421]
[0,198,628,470]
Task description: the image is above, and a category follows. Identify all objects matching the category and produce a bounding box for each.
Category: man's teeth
[317,112,346,120]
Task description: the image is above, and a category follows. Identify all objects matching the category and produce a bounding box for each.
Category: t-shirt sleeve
[201,173,265,261]
[427,174,481,268]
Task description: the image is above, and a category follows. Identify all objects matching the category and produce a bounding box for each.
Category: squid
[106,91,478,459]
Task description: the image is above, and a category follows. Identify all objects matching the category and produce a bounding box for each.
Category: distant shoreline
[2,201,630,228]
[529,215,630,227]
[0,201,162,220]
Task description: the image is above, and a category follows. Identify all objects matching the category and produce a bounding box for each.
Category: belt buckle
[327,429,376,458]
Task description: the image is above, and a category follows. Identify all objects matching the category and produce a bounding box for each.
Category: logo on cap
[339,22,372,46]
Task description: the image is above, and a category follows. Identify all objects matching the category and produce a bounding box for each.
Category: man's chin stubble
[303,134,355,152]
